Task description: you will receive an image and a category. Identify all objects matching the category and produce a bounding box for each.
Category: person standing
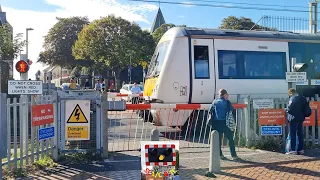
[84,79,90,89]
[94,81,101,91]
[130,82,141,104]
[208,89,239,160]
[285,88,310,155]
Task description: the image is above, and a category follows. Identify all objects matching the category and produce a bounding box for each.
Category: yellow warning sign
[67,104,88,123]
[66,126,89,139]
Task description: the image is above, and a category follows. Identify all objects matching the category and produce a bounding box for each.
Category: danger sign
[65,100,90,141]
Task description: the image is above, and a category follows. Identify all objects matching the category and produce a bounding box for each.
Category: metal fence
[0,93,58,176]
[245,95,320,147]
[107,94,247,152]
[257,15,320,34]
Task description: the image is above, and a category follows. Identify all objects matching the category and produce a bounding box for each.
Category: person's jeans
[212,120,237,157]
[290,122,304,151]
[132,97,139,104]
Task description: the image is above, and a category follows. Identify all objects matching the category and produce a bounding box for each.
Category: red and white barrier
[126,103,247,110]
[108,93,143,98]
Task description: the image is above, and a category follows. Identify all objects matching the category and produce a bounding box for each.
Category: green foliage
[34,155,57,170]
[152,23,186,45]
[219,16,277,31]
[250,136,284,152]
[59,150,102,164]
[38,16,89,68]
[73,14,155,89]
[0,24,26,60]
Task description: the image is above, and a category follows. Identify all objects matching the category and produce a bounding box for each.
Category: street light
[24,27,34,80]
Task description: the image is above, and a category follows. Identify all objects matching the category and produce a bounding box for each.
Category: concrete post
[205,130,220,177]
[52,91,59,161]
[102,91,109,157]
[150,129,159,141]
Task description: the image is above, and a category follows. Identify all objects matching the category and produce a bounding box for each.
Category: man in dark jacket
[285,88,306,155]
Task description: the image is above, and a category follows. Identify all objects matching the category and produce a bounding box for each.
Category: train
[142,27,320,126]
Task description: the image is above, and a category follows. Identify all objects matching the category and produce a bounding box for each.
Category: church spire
[150,7,165,34]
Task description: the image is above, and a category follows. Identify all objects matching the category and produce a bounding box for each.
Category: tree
[219,16,277,31]
[152,23,186,45]
[38,17,89,68]
[0,24,26,60]
[0,24,26,93]
[73,14,155,90]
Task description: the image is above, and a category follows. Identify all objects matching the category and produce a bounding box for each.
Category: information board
[65,100,90,141]
[261,126,282,136]
[285,72,307,83]
[8,80,43,95]
[253,99,274,109]
[38,127,55,140]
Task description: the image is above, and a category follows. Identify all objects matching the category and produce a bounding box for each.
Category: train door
[190,39,215,103]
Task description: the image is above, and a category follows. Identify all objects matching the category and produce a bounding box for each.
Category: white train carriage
[143,27,320,126]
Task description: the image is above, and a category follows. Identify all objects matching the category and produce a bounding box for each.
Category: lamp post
[24,27,34,80]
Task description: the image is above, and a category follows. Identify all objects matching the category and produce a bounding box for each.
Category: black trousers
[132,97,139,104]
[212,120,237,157]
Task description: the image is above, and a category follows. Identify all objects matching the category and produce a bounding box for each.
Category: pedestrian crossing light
[293,63,308,72]
[148,147,173,162]
[15,60,29,73]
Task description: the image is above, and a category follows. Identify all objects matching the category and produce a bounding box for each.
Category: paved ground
[19,108,320,179]
[22,147,320,180]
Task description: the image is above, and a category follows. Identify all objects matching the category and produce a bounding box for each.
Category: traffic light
[293,63,308,72]
[148,147,173,163]
[15,60,29,73]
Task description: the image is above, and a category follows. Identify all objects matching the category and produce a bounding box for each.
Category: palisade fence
[0,93,59,178]
[242,94,320,147]
[258,15,320,34]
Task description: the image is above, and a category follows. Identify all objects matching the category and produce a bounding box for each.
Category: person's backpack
[303,97,312,117]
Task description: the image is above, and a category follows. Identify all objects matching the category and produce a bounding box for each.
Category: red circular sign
[28,60,33,65]
[15,60,29,73]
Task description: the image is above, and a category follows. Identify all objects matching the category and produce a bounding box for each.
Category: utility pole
[22,28,33,80]
[309,0,318,33]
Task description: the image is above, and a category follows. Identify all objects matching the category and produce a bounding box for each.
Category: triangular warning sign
[67,104,88,123]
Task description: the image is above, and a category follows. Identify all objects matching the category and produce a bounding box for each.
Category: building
[41,65,72,87]
[150,7,165,34]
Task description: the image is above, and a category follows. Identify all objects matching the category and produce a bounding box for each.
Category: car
[120,84,144,102]
[60,83,81,93]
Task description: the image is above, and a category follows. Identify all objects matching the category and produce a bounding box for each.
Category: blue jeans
[290,122,304,151]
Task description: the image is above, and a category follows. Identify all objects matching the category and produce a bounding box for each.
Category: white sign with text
[253,99,274,109]
[286,72,307,82]
[8,80,43,95]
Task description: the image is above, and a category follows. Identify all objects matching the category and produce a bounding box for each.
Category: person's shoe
[298,150,305,155]
[285,151,297,155]
[220,155,228,160]
[231,156,240,161]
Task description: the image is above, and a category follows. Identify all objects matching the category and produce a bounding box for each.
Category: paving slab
[20,147,320,180]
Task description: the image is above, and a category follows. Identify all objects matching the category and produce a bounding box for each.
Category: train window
[218,50,286,79]
[194,46,210,79]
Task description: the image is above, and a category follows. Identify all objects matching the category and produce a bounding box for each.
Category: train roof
[181,27,320,42]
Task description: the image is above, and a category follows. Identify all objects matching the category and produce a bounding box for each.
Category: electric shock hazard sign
[65,100,90,141]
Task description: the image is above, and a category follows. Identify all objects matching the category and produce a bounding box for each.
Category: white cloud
[3,0,157,80]
[180,2,195,8]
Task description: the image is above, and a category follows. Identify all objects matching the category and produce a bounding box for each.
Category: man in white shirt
[131,82,141,104]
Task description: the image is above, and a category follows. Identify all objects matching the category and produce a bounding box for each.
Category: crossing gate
[107,93,247,152]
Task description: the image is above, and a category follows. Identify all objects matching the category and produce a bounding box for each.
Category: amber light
[15,60,29,73]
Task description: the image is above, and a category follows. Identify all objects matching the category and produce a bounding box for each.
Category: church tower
[150,7,165,34]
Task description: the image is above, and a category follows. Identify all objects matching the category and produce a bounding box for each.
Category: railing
[107,102,246,152]
[0,94,57,173]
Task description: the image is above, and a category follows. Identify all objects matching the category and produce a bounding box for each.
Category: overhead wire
[127,0,316,13]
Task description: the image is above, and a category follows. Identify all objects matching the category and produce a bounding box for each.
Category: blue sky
[0,0,315,79]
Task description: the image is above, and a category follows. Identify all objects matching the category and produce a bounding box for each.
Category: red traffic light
[15,60,29,73]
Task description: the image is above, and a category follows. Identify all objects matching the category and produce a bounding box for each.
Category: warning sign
[65,100,90,141]
[66,126,89,140]
[67,104,88,123]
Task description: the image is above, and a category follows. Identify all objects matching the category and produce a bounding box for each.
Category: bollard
[205,130,220,177]
[150,129,159,141]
